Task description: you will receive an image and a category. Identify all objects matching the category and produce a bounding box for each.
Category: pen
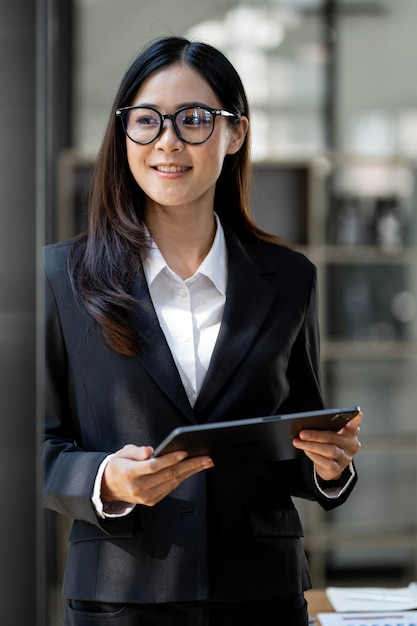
[346,591,416,602]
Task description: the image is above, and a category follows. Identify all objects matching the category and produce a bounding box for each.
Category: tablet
[152,405,360,466]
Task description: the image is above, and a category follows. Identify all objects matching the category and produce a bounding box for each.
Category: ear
[226,116,249,155]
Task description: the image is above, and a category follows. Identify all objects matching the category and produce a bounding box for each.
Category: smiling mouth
[154,165,190,173]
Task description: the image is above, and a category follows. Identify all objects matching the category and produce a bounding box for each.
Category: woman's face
[124,63,248,216]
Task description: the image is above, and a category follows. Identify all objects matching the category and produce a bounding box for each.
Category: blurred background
[2,0,417,623]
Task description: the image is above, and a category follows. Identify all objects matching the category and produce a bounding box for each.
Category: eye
[180,107,212,127]
[128,109,160,128]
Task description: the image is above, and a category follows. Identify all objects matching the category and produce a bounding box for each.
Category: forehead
[131,63,221,109]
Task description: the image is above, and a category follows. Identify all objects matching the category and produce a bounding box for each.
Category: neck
[145,207,217,280]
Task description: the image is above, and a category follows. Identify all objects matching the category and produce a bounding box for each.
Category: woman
[43,35,362,626]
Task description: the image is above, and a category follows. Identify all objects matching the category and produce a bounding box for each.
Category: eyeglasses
[115,105,240,145]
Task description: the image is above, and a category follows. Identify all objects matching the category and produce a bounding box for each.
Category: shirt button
[178,287,188,298]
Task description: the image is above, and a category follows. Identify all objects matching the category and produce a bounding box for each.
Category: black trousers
[65,596,309,625]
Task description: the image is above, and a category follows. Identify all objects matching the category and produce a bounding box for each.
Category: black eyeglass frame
[115,105,241,145]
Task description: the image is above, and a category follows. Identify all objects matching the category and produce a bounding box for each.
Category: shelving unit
[252,155,417,587]
[57,152,417,588]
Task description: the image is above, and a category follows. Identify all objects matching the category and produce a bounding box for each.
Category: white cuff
[314,461,356,498]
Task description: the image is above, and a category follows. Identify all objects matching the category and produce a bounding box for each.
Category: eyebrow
[132,101,216,110]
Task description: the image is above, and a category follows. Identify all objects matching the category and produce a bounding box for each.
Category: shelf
[306,244,417,264]
[321,340,417,360]
[302,154,417,585]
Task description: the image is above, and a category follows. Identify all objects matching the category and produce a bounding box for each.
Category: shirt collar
[143,213,227,296]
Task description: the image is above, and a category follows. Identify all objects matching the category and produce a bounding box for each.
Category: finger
[298,412,363,442]
[114,444,155,461]
[114,446,190,471]
[293,429,360,469]
[302,448,345,473]
[337,411,363,434]
[302,445,351,481]
[133,456,214,506]
[299,413,363,482]
[146,454,214,485]
[294,439,346,462]
[297,418,363,455]
[334,425,362,457]
[102,448,186,502]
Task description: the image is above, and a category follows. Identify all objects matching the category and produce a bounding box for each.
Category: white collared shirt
[92,215,354,517]
[142,213,227,407]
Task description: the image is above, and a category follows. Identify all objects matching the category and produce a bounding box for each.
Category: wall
[0,0,39,623]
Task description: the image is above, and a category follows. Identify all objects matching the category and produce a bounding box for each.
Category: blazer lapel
[194,228,278,416]
[130,229,279,422]
[131,271,196,421]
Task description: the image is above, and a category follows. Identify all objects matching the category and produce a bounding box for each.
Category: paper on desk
[326,582,417,612]
[317,610,417,626]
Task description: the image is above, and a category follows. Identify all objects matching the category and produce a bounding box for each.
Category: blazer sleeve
[42,252,110,530]
[277,266,358,509]
[278,264,323,415]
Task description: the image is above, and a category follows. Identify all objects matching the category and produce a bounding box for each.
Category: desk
[305,589,334,617]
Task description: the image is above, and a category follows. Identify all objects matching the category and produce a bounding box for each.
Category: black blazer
[43,224,357,604]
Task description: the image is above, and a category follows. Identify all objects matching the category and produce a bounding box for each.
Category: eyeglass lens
[122,106,214,144]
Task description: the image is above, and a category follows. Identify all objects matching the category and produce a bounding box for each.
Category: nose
[154,118,183,150]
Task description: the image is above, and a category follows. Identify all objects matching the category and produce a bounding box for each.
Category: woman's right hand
[101,444,214,506]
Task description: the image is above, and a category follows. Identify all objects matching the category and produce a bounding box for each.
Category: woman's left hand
[292,411,363,482]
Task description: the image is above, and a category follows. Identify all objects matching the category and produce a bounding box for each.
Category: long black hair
[68,36,279,356]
